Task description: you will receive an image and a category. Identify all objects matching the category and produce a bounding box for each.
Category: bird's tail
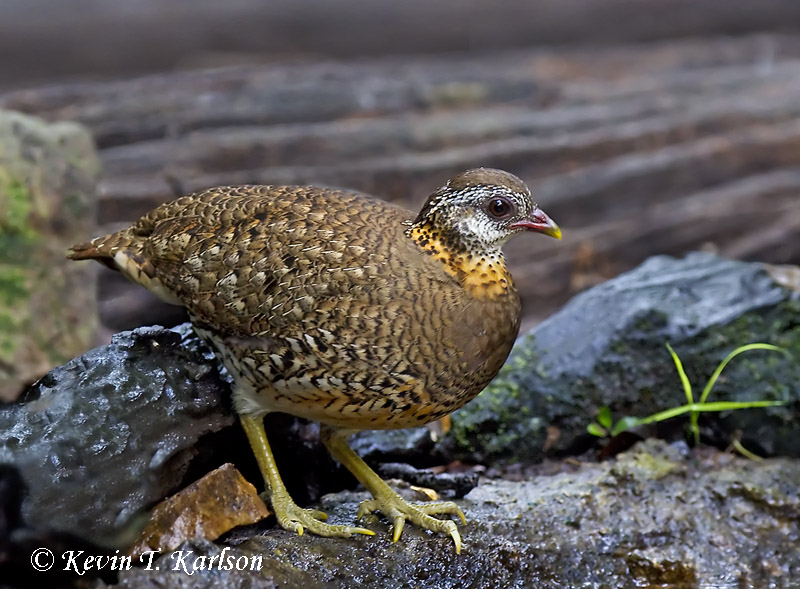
[68,230,182,305]
[68,231,134,269]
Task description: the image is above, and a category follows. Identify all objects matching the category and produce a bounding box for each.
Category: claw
[392,516,405,543]
[320,425,467,552]
[356,499,378,521]
[272,498,374,538]
[451,526,462,554]
[353,495,465,552]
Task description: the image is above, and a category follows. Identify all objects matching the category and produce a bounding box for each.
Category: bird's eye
[487,197,514,219]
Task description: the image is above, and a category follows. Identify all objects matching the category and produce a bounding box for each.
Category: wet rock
[128,463,269,560]
[0,324,235,543]
[111,440,800,588]
[349,426,441,465]
[0,465,122,587]
[0,322,368,555]
[375,463,478,500]
[442,252,800,463]
[0,109,100,401]
[2,251,797,586]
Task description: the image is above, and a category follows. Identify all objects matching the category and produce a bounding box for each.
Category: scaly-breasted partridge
[69,168,561,552]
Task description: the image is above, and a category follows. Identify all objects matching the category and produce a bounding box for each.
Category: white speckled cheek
[458,214,508,247]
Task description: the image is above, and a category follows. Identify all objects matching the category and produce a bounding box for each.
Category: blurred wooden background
[2,0,800,90]
[2,0,799,337]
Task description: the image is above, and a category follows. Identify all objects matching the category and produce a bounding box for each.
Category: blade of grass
[699,344,787,404]
[666,342,699,443]
[610,416,643,437]
[666,343,694,405]
[611,399,784,436]
[692,343,786,444]
[731,438,765,462]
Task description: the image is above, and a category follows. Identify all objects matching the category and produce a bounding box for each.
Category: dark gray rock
[375,462,478,499]
[349,425,441,465]
[0,323,365,561]
[109,440,800,588]
[3,252,798,587]
[443,252,800,463]
[0,325,235,543]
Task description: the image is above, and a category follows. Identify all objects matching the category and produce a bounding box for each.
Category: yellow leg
[321,425,466,553]
[240,415,374,538]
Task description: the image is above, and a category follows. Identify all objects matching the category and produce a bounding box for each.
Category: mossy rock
[0,109,100,400]
[443,252,800,462]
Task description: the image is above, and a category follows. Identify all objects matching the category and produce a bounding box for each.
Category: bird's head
[411,168,561,255]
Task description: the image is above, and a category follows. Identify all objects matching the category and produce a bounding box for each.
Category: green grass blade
[666,342,699,443]
[666,343,694,405]
[611,399,785,434]
[732,439,764,462]
[699,344,787,404]
[641,400,783,424]
[731,438,765,461]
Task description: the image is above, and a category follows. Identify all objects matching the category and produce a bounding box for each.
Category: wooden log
[6,34,800,147]
[2,34,799,333]
[2,0,800,89]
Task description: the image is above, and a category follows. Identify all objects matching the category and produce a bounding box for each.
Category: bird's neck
[406,221,514,300]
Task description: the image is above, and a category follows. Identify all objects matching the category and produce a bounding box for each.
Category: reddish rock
[129,463,269,559]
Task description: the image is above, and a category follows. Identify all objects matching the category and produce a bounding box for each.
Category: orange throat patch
[407,226,513,300]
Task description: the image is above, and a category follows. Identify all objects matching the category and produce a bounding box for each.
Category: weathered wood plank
[2,1,800,89]
[3,34,798,333]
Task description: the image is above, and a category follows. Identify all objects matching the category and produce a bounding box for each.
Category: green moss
[0,174,34,234]
[629,452,682,480]
[0,266,29,305]
[0,171,37,362]
[0,316,22,357]
[0,172,40,263]
[0,265,29,359]
[632,309,668,332]
[449,337,550,460]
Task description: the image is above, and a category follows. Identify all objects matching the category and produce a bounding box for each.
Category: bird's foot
[241,414,373,540]
[356,491,466,553]
[268,490,375,538]
[320,425,466,552]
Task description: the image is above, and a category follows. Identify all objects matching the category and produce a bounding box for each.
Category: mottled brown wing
[138,185,430,339]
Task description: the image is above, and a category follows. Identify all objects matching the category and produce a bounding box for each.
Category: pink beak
[509,208,562,240]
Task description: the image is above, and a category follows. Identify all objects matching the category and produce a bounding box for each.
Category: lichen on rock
[0,109,101,401]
